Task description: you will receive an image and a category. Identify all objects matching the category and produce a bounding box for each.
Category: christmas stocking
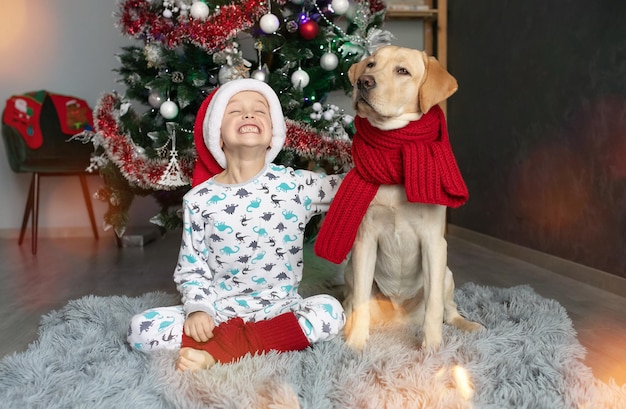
[2,91,47,149]
[181,312,310,364]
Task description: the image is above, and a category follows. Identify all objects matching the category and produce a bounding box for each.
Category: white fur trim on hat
[202,78,286,168]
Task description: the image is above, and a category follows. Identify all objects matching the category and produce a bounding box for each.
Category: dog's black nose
[357,75,376,91]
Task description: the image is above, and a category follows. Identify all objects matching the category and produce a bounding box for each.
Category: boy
[127,79,345,371]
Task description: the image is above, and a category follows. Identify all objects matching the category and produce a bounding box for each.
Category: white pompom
[260,13,280,34]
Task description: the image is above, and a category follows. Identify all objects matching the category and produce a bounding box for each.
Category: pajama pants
[127,294,345,352]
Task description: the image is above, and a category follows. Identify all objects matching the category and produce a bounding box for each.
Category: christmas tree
[86,0,393,237]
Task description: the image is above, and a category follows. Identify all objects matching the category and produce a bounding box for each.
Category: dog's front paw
[343,314,370,350]
[345,325,370,350]
[449,316,485,333]
[421,333,443,350]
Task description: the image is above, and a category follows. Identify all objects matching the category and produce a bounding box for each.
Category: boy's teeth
[240,125,259,133]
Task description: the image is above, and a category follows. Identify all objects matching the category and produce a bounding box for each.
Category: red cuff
[180,313,310,364]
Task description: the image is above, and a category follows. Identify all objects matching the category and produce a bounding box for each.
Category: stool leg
[18,173,35,246]
[32,172,40,255]
[79,175,99,240]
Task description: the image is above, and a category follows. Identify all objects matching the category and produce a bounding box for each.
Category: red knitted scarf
[314,105,468,264]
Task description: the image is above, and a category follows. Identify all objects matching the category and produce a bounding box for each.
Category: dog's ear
[418,56,458,113]
[348,60,363,85]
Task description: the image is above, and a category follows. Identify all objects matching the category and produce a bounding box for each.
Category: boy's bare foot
[176,347,216,372]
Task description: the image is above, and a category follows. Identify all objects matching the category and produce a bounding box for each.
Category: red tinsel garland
[118,0,283,52]
[94,93,353,191]
[284,120,353,168]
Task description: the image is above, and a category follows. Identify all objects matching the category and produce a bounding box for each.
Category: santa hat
[191,78,286,187]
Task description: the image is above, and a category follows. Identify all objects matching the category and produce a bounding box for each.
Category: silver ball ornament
[290,69,310,89]
[320,52,339,71]
[251,68,269,82]
[159,100,179,119]
[148,91,164,108]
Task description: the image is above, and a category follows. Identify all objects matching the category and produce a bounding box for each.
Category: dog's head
[348,45,458,130]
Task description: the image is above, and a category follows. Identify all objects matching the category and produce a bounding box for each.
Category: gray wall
[0,0,136,237]
[446,0,626,279]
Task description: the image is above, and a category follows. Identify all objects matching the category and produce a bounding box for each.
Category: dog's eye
[396,67,410,75]
[366,62,375,68]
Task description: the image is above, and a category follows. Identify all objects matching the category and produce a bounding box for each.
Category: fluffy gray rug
[1,283,624,409]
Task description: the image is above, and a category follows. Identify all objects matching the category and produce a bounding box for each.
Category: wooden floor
[1,229,625,386]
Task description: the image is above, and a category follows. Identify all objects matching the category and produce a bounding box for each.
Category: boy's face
[220,91,273,157]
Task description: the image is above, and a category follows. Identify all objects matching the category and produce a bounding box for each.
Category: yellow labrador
[342,45,483,350]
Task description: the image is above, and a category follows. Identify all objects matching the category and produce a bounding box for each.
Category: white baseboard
[447,224,626,298]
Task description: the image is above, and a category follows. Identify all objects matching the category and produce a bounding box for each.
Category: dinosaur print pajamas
[128,164,345,351]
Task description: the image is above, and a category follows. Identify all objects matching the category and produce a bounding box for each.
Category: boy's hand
[184,311,216,342]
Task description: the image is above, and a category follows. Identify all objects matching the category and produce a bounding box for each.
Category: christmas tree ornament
[148,91,164,108]
[163,9,173,18]
[331,0,350,15]
[291,68,310,89]
[299,19,319,40]
[171,71,184,83]
[251,42,269,82]
[214,42,252,84]
[159,100,179,119]
[285,20,299,33]
[190,1,210,20]
[158,123,188,187]
[260,13,280,34]
[251,68,269,82]
[320,52,339,71]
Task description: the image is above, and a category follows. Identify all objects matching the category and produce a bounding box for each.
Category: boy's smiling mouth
[239,125,260,134]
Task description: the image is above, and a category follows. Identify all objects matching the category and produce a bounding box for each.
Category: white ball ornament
[260,13,280,34]
[159,100,179,119]
[163,9,173,18]
[290,68,310,89]
[251,68,269,82]
[320,52,339,71]
[331,0,350,15]
[190,1,210,20]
